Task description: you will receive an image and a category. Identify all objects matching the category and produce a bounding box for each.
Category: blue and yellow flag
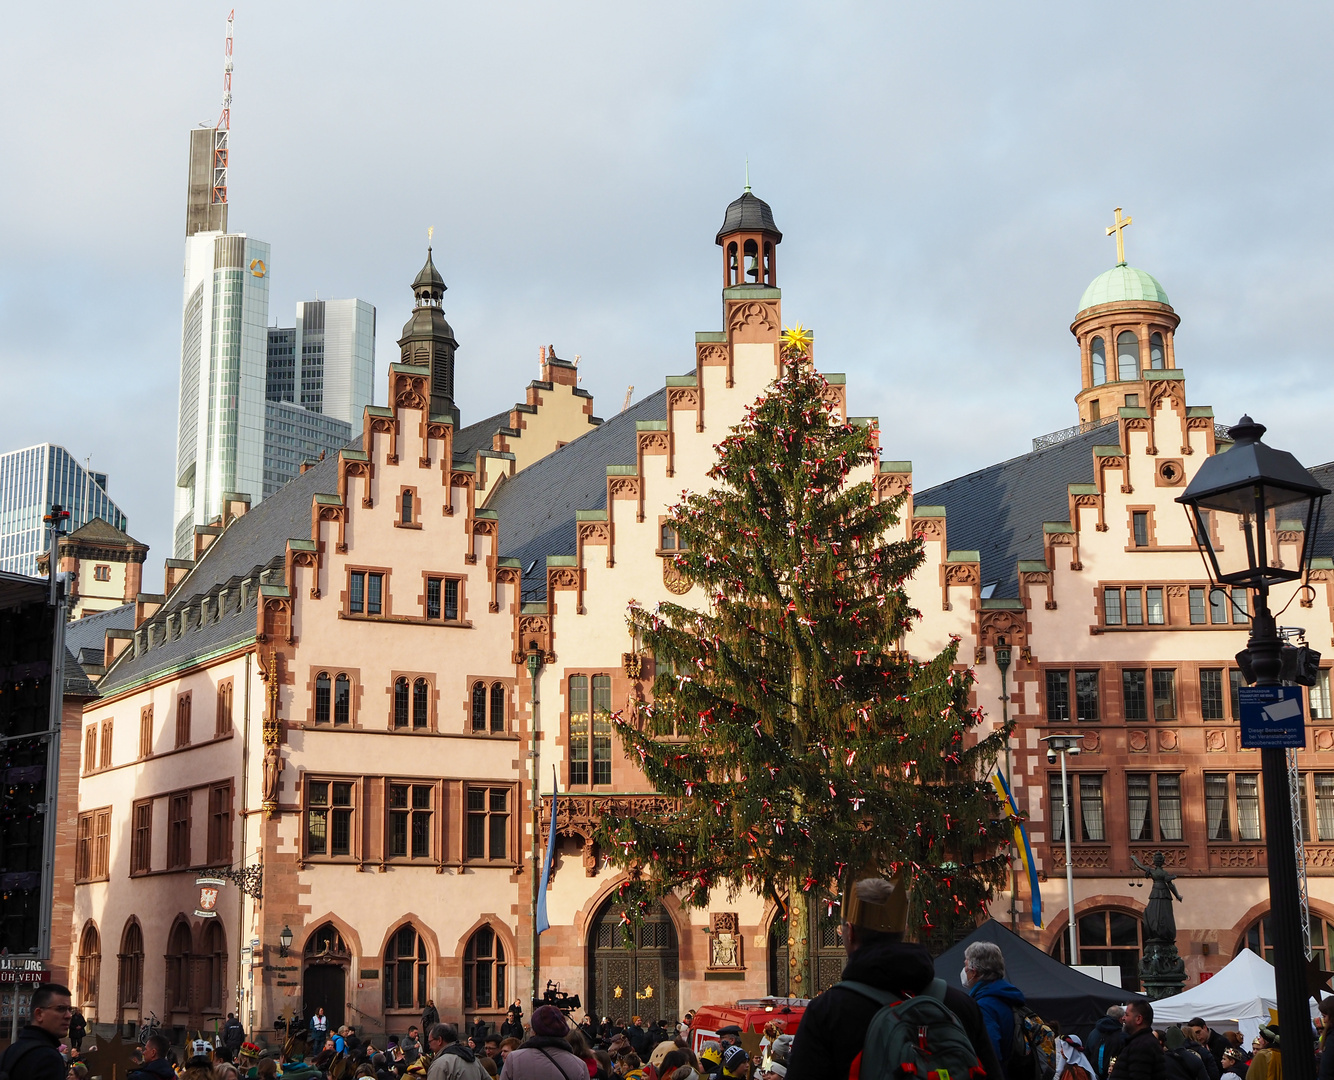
[992,770,1043,928]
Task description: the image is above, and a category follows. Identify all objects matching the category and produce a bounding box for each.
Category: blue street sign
[1238,685,1307,749]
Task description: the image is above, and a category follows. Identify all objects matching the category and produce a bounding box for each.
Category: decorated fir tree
[598,327,1011,992]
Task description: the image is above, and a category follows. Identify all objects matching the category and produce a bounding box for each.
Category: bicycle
[138,1011,161,1045]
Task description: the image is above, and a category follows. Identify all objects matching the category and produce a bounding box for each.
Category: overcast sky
[3,4,1333,566]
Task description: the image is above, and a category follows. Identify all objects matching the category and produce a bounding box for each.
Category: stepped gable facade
[69,192,1334,1035]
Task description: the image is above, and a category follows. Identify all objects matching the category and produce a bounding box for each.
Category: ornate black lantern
[1176,416,1327,589]
[279,924,293,957]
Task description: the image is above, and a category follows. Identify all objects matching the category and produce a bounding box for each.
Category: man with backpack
[787,876,1003,1080]
[0,981,72,1080]
[1087,1008,1127,1080]
[1163,1028,1210,1080]
[1109,1001,1166,1080]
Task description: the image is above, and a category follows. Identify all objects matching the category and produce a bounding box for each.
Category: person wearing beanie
[1248,1026,1281,1080]
[1164,1027,1209,1080]
[722,1046,750,1080]
[500,1006,588,1080]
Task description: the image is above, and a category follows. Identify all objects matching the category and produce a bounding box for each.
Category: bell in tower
[716,180,782,290]
[397,245,461,425]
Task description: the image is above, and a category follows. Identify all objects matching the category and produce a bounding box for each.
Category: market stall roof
[1151,947,1318,1044]
[935,920,1142,1035]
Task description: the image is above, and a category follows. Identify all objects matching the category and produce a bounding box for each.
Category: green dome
[1077,264,1171,315]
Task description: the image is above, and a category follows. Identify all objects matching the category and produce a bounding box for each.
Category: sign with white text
[1239,685,1307,749]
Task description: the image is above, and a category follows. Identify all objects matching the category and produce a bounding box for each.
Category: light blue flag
[536,766,559,935]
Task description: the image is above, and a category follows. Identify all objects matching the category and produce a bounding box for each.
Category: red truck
[688,998,807,1056]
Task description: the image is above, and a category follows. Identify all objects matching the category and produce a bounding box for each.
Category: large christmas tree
[598,327,1011,992]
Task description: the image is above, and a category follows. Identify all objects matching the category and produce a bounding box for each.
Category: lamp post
[995,636,1016,929]
[1040,733,1081,966]
[1177,415,1328,1080]
[526,644,544,1012]
[279,925,293,958]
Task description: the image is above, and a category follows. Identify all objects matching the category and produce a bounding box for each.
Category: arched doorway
[588,897,678,1024]
[768,906,845,997]
[303,923,350,1031]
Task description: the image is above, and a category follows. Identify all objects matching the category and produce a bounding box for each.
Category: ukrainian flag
[992,770,1043,928]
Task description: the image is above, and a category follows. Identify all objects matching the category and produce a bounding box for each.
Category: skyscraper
[260,299,375,497]
[173,228,270,557]
[0,443,127,575]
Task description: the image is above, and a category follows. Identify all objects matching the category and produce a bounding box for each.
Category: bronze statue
[1131,851,1183,943]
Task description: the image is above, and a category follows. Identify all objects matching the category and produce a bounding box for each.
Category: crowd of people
[8,884,1334,1080]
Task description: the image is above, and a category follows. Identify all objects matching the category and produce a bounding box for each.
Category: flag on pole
[993,770,1043,928]
[536,766,559,935]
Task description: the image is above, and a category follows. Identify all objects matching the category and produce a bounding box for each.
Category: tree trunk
[785,878,812,996]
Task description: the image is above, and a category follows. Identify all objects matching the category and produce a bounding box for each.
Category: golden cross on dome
[1106,207,1132,266]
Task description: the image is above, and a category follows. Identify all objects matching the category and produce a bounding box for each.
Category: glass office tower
[0,444,127,574]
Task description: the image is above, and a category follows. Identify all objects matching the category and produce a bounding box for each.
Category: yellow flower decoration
[781,324,813,353]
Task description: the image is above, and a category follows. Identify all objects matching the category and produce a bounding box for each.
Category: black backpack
[0,1039,41,1080]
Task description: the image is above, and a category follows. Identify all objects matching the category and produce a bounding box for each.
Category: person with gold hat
[786,876,1003,1080]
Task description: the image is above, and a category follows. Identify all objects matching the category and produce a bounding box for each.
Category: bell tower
[1071,208,1180,426]
[397,245,461,424]
[716,182,782,289]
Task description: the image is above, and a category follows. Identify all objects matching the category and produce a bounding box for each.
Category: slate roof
[64,602,135,667]
[63,646,99,698]
[914,426,1106,599]
[98,446,349,693]
[490,389,667,602]
[453,408,511,461]
[1307,463,1334,559]
[67,516,143,546]
[716,191,782,243]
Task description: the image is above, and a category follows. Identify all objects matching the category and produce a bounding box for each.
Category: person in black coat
[1187,1021,1233,1071]
[1087,1008,1128,1080]
[0,982,72,1080]
[1165,1028,1210,1080]
[786,878,1004,1080]
[1109,1002,1167,1080]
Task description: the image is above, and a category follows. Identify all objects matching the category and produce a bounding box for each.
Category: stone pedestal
[1140,941,1187,1000]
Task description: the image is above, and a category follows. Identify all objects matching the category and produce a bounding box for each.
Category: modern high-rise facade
[0,443,127,575]
[259,299,375,496]
[172,229,271,557]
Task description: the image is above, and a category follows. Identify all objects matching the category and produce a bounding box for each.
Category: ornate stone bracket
[199,863,264,901]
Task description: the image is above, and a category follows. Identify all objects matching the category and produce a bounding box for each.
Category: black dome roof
[413,248,446,293]
[715,191,782,244]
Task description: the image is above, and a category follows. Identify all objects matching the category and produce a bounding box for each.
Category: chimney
[222,492,252,527]
[164,558,194,595]
[193,524,222,562]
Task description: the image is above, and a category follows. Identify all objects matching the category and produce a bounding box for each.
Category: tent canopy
[1151,947,1317,1044]
[934,919,1143,1036]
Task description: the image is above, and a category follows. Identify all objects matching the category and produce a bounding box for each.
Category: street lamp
[1178,415,1328,1080]
[279,925,293,958]
[995,636,1016,929]
[1040,733,1081,966]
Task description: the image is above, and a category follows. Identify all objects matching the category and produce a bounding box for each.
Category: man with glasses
[0,981,73,1080]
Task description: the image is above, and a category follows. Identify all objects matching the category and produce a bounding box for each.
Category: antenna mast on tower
[212,9,234,207]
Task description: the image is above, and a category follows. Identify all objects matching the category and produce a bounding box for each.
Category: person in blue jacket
[962,941,1028,1075]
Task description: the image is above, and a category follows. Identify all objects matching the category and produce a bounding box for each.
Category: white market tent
[1152,947,1318,1043]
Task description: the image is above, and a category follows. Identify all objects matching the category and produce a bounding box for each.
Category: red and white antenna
[211,9,234,206]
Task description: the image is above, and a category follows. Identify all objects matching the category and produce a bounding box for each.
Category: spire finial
[427,225,434,252]
[744,156,751,194]
[1106,207,1132,266]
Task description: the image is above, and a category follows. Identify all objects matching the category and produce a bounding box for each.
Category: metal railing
[1032,416,1117,452]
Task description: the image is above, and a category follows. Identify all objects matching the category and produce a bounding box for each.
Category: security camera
[1067,746,1081,757]
[1047,750,1057,764]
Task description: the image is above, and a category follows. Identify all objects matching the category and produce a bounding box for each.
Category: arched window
[472,683,487,732]
[1149,331,1165,369]
[1090,336,1106,387]
[315,672,331,724]
[1050,909,1144,990]
[305,922,350,960]
[401,490,414,524]
[77,922,100,1014]
[166,921,192,1011]
[490,683,506,734]
[727,242,738,287]
[383,924,428,1010]
[1116,331,1140,381]
[394,678,410,729]
[334,674,351,726]
[1241,911,1334,969]
[743,239,760,283]
[413,678,429,729]
[464,925,506,1010]
[118,920,143,1018]
[202,921,227,1012]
